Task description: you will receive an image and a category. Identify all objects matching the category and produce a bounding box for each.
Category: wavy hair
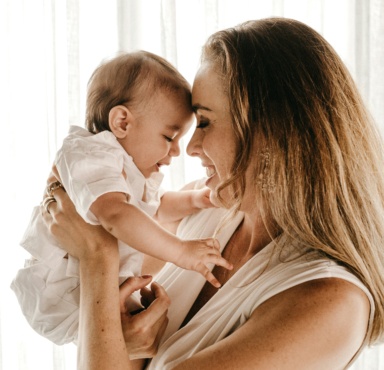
[202,17,384,345]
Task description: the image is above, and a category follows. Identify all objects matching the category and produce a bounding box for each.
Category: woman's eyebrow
[192,103,212,113]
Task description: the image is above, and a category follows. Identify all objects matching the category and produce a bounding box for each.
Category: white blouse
[148,207,375,369]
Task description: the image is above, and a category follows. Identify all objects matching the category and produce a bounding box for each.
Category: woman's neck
[221,214,272,278]
[238,212,273,253]
[180,213,273,328]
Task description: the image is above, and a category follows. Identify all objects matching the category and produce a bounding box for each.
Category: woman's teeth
[206,167,216,177]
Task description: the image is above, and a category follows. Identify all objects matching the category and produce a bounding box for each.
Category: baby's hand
[192,187,215,209]
[175,238,233,288]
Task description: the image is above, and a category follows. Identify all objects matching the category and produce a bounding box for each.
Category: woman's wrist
[76,224,119,261]
[78,236,120,274]
[79,247,119,270]
[77,241,127,370]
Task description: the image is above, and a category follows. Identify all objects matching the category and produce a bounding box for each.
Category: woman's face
[187,62,237,207]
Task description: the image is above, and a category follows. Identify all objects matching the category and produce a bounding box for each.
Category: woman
[44,17,384,369]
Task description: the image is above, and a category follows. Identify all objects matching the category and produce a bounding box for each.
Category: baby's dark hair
[86,51,191,133]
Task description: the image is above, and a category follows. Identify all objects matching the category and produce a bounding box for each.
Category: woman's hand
[43,176,170,366]
[119,276,170,359]
[41,178,118,261]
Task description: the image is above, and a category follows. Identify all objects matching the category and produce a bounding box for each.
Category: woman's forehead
[192,65,226,109]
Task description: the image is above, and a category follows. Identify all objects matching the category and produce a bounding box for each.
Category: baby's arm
[155,187,213,224]
[91,192,232,288]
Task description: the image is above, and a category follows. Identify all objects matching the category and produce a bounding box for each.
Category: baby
[11,51,231,345]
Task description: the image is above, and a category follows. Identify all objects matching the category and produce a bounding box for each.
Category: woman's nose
[186,129,202,157]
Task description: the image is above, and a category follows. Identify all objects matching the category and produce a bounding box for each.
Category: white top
[147,207,375,369]
[11,125,164,344]
[19,125,164,276]
[56,125,163,224]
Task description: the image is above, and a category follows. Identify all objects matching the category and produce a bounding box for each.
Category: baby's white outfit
[11,125,164,345]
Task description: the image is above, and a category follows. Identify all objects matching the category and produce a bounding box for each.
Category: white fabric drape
[1,1,383,369]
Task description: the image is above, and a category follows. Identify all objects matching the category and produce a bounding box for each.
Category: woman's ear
[109,105,133,139]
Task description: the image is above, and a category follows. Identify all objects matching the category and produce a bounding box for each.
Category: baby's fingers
[199,265,222,289]
[195,254,233,288]
[204,238,221,251]
[206,253,233,271]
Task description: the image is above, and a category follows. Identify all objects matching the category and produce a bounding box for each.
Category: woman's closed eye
[197,120,209,129]
[164,135,173,142]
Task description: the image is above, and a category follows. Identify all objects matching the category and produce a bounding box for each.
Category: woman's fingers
[140,286,156,308]
[119,276,153,313]
[42,184,117,259]
[121,282,170,359]
[134,282,171,325]
[41,185,69,220]
[125,309,169,359]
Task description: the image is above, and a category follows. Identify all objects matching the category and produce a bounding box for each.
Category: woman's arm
[172,278,370,370]
[77,246,130,370]
[43,187,170,369]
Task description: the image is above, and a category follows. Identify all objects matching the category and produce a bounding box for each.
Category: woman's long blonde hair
[203,17,384,345]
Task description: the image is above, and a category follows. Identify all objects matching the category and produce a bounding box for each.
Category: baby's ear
[109,105,133,139]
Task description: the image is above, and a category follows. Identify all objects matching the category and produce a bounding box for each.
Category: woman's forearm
[42,187,168,369]
[78,250,131,370]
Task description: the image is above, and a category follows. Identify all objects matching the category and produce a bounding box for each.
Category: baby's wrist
[191,190,203,209]
[191,188,213,210]
[171,239,189,266]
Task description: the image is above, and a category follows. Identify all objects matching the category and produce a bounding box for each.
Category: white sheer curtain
[1,0,383,369]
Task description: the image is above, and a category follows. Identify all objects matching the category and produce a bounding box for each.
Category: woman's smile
[204,165,217,187]
[205,166,216,177]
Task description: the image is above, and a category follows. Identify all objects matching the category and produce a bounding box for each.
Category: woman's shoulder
[243,276,371,369]
[262,238,375,312]
[248,238,375,367]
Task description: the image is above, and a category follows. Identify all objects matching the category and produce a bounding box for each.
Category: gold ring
[46,181,64,197]
[42,196,56,214]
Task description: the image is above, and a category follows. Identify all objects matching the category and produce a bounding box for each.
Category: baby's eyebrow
[166,124,181,131]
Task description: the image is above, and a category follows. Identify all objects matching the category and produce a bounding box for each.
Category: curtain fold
[67,0,81,127]
[1,1,383,368]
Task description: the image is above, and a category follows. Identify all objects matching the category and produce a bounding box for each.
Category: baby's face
[121,92,194,178]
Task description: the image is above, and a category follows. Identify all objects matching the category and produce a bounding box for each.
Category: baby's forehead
[166,121,190,133]
[164,117,194,138]
[165,123,183,132]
